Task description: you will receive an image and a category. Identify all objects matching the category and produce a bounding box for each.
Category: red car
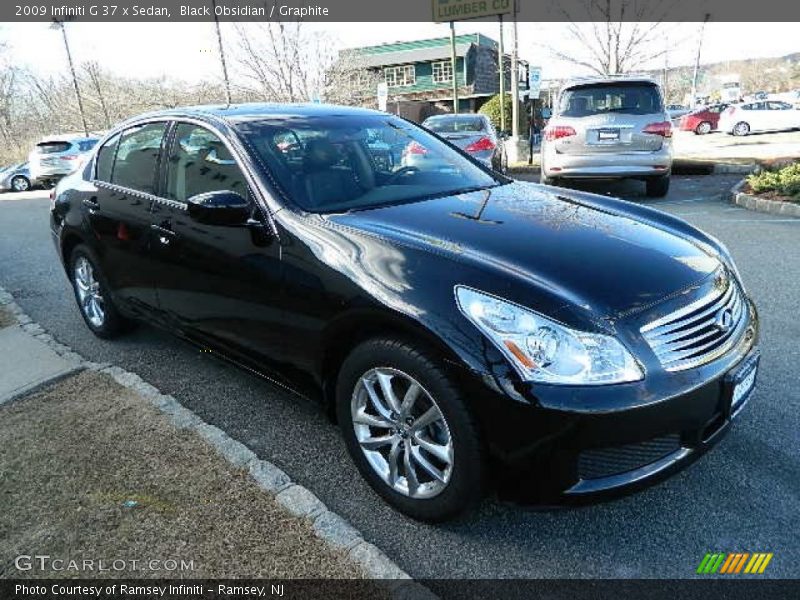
[679,104,730,135]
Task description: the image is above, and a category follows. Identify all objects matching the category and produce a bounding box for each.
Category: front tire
[336,338,485,522]
[69,244,132,338]
[11,176,30,192]
[646,175,670,198]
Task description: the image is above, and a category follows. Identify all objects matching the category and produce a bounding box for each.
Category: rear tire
[336,337,485,522]
[540,171,560,186]
[646,176,670,198]
[69,244,133,339]
[695,121,712,135]
[733,122,750,136]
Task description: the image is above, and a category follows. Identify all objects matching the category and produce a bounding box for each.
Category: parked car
[718,101,800,136]
[0,162,35,192]
[541,76,673,197]
[51,104,759,521]
[666,104,691,121]
[678,103,730,135]
[420,114,507,173]
[28,135,100,187]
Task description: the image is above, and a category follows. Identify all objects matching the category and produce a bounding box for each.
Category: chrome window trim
[87,113,278,236]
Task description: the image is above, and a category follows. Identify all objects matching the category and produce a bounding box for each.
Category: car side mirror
[186,190,250,226]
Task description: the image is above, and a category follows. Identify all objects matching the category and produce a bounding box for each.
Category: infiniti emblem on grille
[714,307,734,333]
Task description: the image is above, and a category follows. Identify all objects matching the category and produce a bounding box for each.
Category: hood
[327,182,720,320]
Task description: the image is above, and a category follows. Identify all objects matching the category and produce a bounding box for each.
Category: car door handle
[150,224,176,245]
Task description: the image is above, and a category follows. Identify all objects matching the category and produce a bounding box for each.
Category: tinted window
[36,142,71,154]
[234,114,502,214]
[165,124,248,202]
[111,123,167,194]
[425,117,486,133]
[95,133,120,182]
[78,139,99,152]
[559,83,663,117]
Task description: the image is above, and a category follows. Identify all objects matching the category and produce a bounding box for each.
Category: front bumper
[452,302,759,505]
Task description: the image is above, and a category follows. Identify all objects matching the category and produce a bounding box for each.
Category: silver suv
[28,135,99,187]
[540,76,673,197]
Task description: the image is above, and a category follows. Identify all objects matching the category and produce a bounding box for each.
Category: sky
[2,21,798,86]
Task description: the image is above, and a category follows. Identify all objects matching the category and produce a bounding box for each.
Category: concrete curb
[712,163,757,175]
[729,178,800,218]
[0,287,437,599]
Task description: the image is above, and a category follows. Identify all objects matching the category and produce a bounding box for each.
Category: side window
[95,133,120,182]
[111,122,167,194]
[165,123,248,202]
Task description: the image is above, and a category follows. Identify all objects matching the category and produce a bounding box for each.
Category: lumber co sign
[432,0,512,22]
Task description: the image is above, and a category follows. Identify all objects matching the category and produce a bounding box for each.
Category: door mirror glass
[186,190,250,226]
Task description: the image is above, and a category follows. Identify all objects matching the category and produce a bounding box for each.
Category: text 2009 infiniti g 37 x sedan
[50,104,759,521]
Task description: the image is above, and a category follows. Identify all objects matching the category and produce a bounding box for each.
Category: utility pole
[691,13,711,109]
[510,0,519,140]
[212,0,232,105]
[449,21,459,113]
[52,20,89,137]
[498,15,506,133]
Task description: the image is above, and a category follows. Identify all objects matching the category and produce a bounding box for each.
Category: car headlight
[455,286,643,385]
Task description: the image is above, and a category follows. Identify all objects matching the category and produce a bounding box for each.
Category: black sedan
[50,104,759,521]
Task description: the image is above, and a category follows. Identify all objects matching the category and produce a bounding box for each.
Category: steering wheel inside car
[384,166,420,185]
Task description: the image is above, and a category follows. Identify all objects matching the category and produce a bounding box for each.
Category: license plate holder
[597,128,620,141]
[724,352,759,415]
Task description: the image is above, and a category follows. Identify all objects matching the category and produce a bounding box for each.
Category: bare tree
[549,0,684,76]
[82,61,111,129]
[231,22,333,103]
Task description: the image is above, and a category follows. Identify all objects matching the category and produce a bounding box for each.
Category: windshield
[558,83,663,117]
[424,116,486,133]
[234,114,503,213]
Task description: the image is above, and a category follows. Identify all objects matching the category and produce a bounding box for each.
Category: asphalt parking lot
[0,175,798,582]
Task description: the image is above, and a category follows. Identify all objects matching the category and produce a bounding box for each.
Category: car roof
[561,75,660,89]
[36,134,100,144]
[126,102,386,125]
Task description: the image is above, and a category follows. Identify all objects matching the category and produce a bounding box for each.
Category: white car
[718,101,800,136]
[28,134,99,187]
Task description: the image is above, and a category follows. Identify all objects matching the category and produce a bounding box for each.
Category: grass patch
[746,161,800,202]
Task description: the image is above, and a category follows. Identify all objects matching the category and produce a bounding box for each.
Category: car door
[149,121,287,375]
[86,122,168,315]
[767,101,796,130]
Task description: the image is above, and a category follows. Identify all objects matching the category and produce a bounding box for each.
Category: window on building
[384,65,415,87]
[432,61,453,84]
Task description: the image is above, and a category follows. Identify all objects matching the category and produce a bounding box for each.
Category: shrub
[478,93,528,135]
[747,161,800,201]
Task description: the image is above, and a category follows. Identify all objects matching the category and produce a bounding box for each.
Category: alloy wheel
[73,256,105,328]
[733,122,750,136]
[696,122,712,135]
[11,176,29,192]
[351,367,454,499]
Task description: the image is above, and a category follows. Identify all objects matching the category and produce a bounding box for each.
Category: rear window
[558,83,663,117]
[36,142,71,154]
[425,117,486,133]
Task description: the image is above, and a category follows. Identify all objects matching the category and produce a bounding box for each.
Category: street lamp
[51,19,89,137]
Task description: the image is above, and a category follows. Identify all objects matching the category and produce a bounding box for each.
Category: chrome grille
[641,276,747,372]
